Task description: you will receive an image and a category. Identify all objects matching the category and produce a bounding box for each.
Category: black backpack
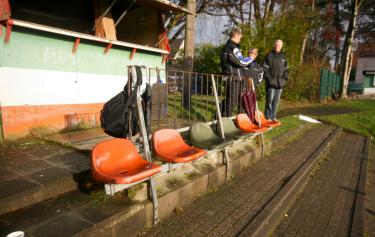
[100,66,143,138]
[243,62,264,87]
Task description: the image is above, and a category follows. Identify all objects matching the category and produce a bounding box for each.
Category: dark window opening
[10,0,94,34]
[111,1,164,47]
[9,0,166,49]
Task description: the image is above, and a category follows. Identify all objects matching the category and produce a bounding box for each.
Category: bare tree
[165,0,284,47]
[203,0,251,26]
[300,0,315,64]
[202,0,280,29]
[333,0,342,72]
[164,0,207,45]
[340,0,363,97]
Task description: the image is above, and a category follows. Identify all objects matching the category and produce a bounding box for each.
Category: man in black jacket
[263,39,288,121]
[220,28,254,116]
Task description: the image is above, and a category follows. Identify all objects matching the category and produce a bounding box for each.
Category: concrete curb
[0,175,77,216]
[350,136,370,236]
[238,127,342,237]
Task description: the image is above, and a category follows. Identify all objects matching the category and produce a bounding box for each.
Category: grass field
[159,91,374,139]
[165,93,307,139]
[263,116,305,140]
[250,99,375,140]
[318,100,375,137]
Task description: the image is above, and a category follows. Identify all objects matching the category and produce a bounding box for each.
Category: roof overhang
[136,0,195,15]
[10,19,170,54]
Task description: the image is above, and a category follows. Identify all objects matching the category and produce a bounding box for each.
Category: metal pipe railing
[147,68,249,133]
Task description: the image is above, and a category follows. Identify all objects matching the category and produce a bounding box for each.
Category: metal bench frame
[102,72,271,225]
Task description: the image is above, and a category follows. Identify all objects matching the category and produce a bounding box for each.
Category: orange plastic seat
[255,111,281,127]
[91,138,161,184]
[153,129,206,163]
[236,114,269,133]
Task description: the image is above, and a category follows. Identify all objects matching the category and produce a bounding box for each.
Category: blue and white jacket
[221,39,254,76]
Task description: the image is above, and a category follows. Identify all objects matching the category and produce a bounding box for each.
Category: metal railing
[145,68,251,132]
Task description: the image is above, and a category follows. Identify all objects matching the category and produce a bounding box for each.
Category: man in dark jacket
[263,39,288,121]
[220,28,254,116]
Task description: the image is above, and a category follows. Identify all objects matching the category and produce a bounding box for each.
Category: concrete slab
[32,211,93,237]
[1,139,66,158]
[0,139,92,215]
[0,150,37,169]
[0,178,40,200]
[44,128,111,150]
[46,151,90,173]
[28,167,73,185]
[0,167,18,182]
[11,159,51,174]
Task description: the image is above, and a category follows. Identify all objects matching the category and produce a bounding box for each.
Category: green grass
[167,94,265,122]
[160,93,307,138]
[333,99,375,111]
[318,100,375,137]
[264,116,305,140]
[167,94,218,122]
[162,91,375,139]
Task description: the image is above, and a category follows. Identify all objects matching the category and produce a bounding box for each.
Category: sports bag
[100,66,143,138]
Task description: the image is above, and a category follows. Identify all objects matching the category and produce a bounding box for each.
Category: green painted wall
[364,75,375,88]
[0,25,165,75]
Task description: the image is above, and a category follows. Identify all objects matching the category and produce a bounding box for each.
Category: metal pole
[251,77,262,128]
[92,0,119,31]
[212,74,231,180]
[251,77,265,158]
[115,0,137,27]
[134,71,151,160]
[148,178,159,225]
[133,66,158,225]
[211,74,224,139]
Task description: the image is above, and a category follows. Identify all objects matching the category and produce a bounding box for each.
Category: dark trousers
[265,88,282,120]
[221,79,244,117]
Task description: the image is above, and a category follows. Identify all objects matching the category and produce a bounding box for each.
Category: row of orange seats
[91,112,281,186]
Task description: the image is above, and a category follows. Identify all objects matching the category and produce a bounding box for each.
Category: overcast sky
[195,14,228,45]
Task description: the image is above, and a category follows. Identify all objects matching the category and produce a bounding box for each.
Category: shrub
[283,61,323,102]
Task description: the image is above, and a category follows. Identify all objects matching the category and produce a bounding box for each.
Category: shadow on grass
[278,105,362,118]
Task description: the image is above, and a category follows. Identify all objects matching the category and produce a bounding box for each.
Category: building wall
[0,25,165,139]
[364,88,375,94]
[355,57,375,83]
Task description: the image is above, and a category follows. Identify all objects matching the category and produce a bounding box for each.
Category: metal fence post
[134,67,159,225]
[320,68,325,101]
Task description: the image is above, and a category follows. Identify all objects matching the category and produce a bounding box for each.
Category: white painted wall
[355,57,375,83]
[364,88,375,94]
[0,67,163,107]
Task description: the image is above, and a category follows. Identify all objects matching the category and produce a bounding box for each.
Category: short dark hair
[230,28,242,38]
